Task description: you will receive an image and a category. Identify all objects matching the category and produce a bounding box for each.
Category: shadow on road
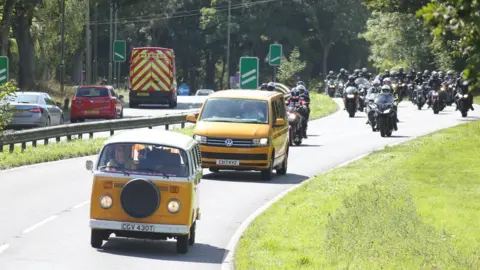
[387,135,411,138]
[203,172,308,184]
[99,237,227,263]
[126,103,203,110]
[458,115,480,121]
[291,144,322,147]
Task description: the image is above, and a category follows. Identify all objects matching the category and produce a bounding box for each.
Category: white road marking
[0,243,9,255]
[73,200,90,209]
[22,215,58,234]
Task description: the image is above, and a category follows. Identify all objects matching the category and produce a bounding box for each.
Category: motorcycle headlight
[329,85,335,87]
[463,94,469,98]
[252,138,269,146]
[99,195,113,209]
[433,93,439,96]
[288,114,297,121]
[384,108,391,114]
[194,135,207,144]
[441,87,445,91]
[392,84,397,88]
[347,94,354,98]
[339,83,343,87]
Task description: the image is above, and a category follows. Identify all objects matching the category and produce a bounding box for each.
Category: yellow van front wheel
[261,156,274,181]
[91,229,106,249]
[176,234,189,253]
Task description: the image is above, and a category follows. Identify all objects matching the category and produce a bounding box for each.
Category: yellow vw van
[85,129,202,254]
[186,90,289,180]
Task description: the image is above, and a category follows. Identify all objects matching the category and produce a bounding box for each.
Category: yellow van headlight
[167,199,181,213]
[99,195,113,209]
[252,138,269,146]
[193,135,207,144]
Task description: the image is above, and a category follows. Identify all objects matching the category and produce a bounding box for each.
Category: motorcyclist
[413,72,423,85]
[383,70,391,79]
[406,69,415,83]
[297,84,311,103]
[438,71,445,81]
[353,69,361,79]
[326,71,336,80]
[445,70,455,84]
[345,75,357,88]
[378,85,399,130]
[427,71,443,108]
[396,67,407,82]
[422,70,430,81]
[287,87,309,138]
[337,68,348,82]
[454,73,474,111]
[266,82,276,91]
[360,68,370,79]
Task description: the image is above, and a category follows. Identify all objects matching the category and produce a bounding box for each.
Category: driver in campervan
[106,144,136,170]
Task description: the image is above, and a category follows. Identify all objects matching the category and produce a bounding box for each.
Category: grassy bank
[0,127,195,170]
[308,92,339,120]
[235,121,480,269]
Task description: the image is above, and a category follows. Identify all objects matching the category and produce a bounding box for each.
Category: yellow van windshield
[96,143,189,177]
[199,98,269,124]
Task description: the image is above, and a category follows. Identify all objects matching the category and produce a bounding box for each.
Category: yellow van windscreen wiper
[97,165,130,176]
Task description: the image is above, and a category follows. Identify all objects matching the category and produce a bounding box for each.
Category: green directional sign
[113,40,126,62]
[239,57,259,89]
[269,44,282,66]
[0,56,8,85]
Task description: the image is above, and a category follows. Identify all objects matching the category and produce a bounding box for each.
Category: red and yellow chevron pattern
[129,47,174,91]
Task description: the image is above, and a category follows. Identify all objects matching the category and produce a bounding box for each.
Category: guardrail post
[110,130,114,136]
[89,132,93,139]
[9,144,14,153]
[165,124,169,130]
[67,135,71,141]
[21,142,26,152]
[148,126,152,129]
[181,122,185,128]
[78,133,83,139]
[44,139,48,145]
[0,144,3,152]
[32,140,37,148]
[56,137,61,142]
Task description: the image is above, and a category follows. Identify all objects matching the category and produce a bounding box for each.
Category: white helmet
[297,85,306,94]
[267,82,276,91]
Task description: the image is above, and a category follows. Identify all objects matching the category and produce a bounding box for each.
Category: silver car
[195,89,214,96]
[3,92,64,129]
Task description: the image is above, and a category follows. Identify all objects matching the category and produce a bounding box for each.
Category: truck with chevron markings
[128,47,178,108]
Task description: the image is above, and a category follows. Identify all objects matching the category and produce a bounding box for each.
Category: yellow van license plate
[121,223,154,232]
[137,93,150,96]
[216,159,240,166]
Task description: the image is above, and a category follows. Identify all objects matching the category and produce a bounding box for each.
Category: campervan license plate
[121,223,154,232]
[216,159,240,166]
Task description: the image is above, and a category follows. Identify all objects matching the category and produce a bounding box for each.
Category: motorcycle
[408,83,415,102]
[286,99,306,146]
[444,82,455,106]
[355,78,371,112]
[392,79,406,102]
[415,85,426,110]
[336,80,345,97]
[326,79,336,97]
[374,94,398,137]
[431,90,442,114]
[438,84,448,111]
[457,93,470,117]
[344,86,358,118]
[365,88,379,132]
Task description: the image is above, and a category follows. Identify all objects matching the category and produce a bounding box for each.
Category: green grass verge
[308,92,339,120]
[0,127,194,170]
[235,121,480,269]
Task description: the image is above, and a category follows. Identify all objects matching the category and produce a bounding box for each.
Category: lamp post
[226,0,231,88]
[60,0,65,92]
[85,0,91,84]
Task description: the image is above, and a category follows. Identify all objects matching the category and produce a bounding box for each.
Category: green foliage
[418,0,480,89]
[0,80,17,133]
[277,47,306,87]
[361,11,434,70]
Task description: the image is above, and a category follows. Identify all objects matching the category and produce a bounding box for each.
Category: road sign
[0,56,8,85]
[239,57,259,89]
[269,44,282,66]
[113,40,126,62]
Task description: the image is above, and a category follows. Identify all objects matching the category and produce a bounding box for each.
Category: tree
[361,11,435,71]
[0,0,17,56]
[418,0,480,88]
[0,80,17,134]
[277,47,306,87]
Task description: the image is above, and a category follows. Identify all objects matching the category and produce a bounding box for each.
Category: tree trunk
[218,54,226,89]
[205,52,216,89]
[0,0,17,56]
[322,44,331,80]
[13,6,35,89]
[72,50,83,84]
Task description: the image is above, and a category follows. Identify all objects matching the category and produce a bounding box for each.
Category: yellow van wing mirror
[186,114,197,123]
[275,118,286,126]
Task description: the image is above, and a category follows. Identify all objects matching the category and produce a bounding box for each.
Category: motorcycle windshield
[355,78,371,88]
[328,80,336,85]
[375,94,395,104]
[345,87,357,94]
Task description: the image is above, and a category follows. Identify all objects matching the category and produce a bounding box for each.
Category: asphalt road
[0,99,479,270]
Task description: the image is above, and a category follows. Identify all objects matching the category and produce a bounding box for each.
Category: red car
[70,85,124,123]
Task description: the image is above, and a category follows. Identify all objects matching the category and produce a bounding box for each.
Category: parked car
[3,91,64,129]
[195,89,214,96]
[70,85,124,123]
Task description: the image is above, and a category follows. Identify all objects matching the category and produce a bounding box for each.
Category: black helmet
[384,70,390,75]
[423,70,429,75]
[329,70,334,75]
[447,70,454,76]
[362,67,367,73]
[354,69,360,74]
[399,67,404,73]
[432,71,439,78]
[348,75,355,82]
[416,72,422,76]
[267,82,276,91]
[260,83,268,90]
[340,68,345,73]
[297,81,305,86]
